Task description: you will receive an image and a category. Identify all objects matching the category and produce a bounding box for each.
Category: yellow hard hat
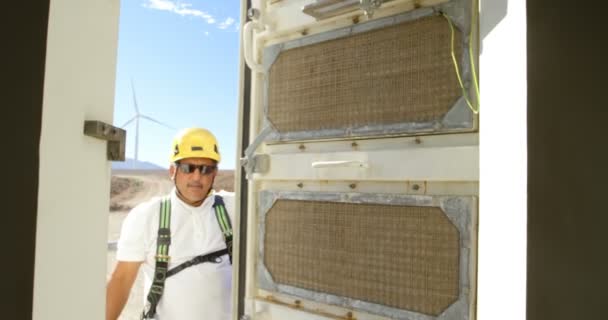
[170,128,221,163]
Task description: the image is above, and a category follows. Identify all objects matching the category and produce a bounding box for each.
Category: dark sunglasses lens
[201,165,217,174]
[178,163,192,173]
[178,164,216,174]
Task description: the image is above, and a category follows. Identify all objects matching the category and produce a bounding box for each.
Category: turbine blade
[130,78,140,114]
[121,116,137,128]
[140,114,174,129]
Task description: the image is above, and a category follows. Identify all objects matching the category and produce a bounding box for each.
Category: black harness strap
[141,195,233,319]
[166,248,229,278]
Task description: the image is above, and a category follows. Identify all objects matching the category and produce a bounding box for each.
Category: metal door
[237,1,479,319]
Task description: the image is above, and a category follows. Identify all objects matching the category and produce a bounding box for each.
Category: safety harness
[141,195,233,319]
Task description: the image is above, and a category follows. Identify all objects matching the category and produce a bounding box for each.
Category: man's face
[170,157,217,205]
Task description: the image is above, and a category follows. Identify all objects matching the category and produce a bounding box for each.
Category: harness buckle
[155,254,171,262]
[208,255,223,263]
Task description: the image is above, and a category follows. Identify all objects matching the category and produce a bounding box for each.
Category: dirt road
[107,171,173,320]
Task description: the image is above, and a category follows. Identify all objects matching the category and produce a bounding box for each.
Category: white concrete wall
[33,0,120,319]
[478,0,527,319]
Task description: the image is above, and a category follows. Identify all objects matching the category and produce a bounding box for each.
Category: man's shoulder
[129,194,169,217]
[213,190,235,219]
[214,190,235,199]
[118,194,170,248]
[214,190,235,206]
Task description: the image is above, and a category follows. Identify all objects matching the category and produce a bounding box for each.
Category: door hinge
[83,120,126,161]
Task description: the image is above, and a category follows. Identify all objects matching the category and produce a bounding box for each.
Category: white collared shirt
[117,188,235,320]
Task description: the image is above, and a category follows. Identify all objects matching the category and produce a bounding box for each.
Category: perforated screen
[267,15,462,136]
[263,199,460,315]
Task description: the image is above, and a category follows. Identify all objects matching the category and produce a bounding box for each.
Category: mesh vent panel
[264,199,460,315]
[267,16,462,135]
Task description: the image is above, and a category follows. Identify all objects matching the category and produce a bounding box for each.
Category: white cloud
[217,17,235,29]
[144,0,175,11]
[204,31,210,36]
[143,0,216,25]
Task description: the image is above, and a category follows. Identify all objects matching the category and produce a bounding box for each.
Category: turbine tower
[121,79,173,161]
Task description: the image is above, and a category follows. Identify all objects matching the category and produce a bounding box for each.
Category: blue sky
[113,0,242,169]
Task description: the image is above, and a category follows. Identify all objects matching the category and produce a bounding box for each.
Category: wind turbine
[121,79,174,161]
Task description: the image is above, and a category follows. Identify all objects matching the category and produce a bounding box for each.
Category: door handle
[312,160,369,169]
[243,20,266,73]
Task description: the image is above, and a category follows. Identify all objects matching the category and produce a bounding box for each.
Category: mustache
[187,182,204,188]
[186,182,213,189]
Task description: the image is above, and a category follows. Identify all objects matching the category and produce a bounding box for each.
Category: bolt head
[247,8,260,20]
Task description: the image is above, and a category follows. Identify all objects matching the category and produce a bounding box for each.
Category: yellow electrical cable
[442,12,480,114]
[469,0,481,107]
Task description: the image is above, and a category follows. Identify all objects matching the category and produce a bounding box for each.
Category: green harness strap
[142,195,232,319]
[142,197,171,320]
[212,195,233,263]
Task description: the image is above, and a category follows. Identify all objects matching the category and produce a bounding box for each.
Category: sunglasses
[176,163,217,175]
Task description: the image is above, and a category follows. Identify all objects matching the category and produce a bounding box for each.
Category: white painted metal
[260,181,479,196]
[266,132,478,152]
[241,1,481,319]
[255,134,479,182]
[248,294,390,320]
[243,0,267,313]
[254,146,478,181]
[33,0,120,319]
[258,0,449,46]
[478,0,527,319]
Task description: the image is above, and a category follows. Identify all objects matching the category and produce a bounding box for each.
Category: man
[106,127,235,320]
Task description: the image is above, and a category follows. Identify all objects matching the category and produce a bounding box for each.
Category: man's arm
[106,261,143,320]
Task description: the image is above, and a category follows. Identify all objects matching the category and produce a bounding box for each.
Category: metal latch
[302,0,389,20]
[241,154,270,179]
[241,126,274,179]
[83,121,126,161]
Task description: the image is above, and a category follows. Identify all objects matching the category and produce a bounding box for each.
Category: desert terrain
[106,169,234,319]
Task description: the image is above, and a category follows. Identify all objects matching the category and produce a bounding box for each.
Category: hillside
[111,158,166,170]
[110,169,235,212]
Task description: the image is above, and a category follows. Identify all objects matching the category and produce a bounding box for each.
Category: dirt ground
[106,169,234,319]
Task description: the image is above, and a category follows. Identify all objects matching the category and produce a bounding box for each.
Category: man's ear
[169,165,176,180]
